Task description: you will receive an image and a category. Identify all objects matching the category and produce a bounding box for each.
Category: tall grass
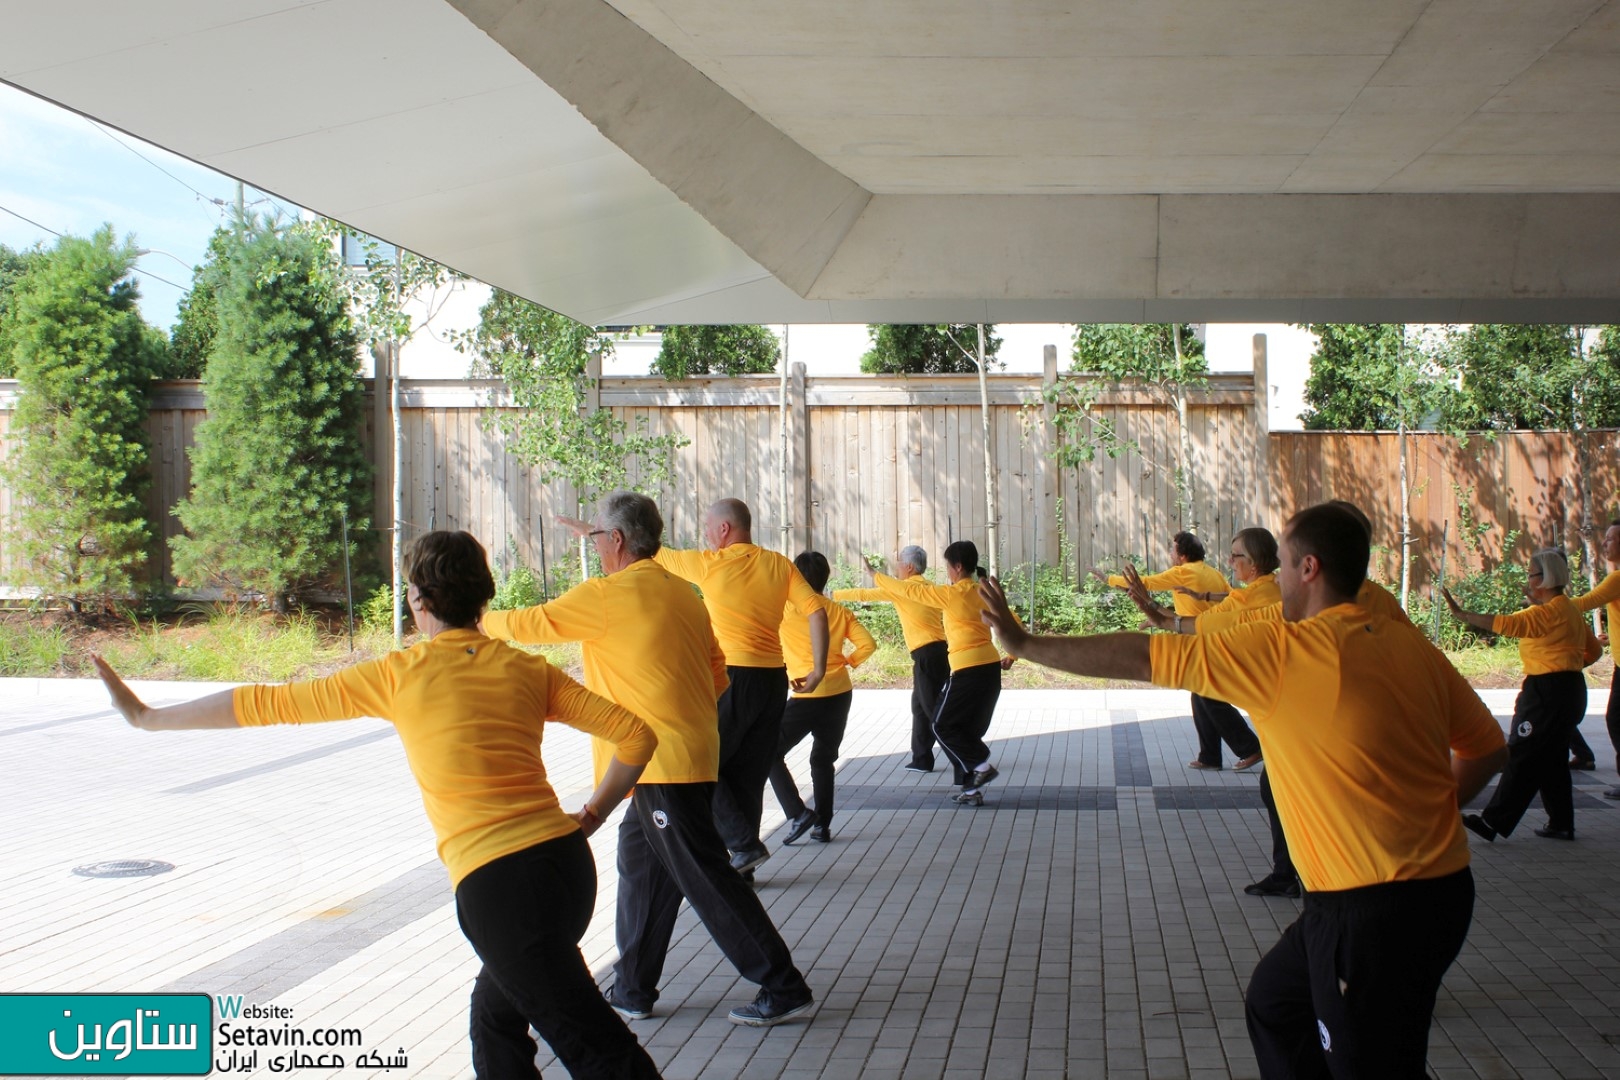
[0,619,71,676]
[99,607,343,682]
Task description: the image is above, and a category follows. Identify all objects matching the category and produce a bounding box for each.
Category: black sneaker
[1533,825,1575,841]
[1462,813,1497,842]
[903,762,934,773]
[810,825,831,843]
[727,988,813,1027]
[782,811,817,846]
[1243,873,1300,898]
[969,764,1000,789]
[604,987,651,1021]
[730,846,771,875]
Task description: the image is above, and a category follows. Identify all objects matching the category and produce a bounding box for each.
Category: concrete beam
[448,0,871,297]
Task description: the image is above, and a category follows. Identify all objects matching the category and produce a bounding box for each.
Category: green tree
[1,227,162,610]
[0,243,47,378]
[170,219,371,608]
[464,290,686,511]
[652,324,780,378]
[860,324,1001,374]
[166,227,236,379]
[1440,323,1620,431]
[1299,324,1455,431]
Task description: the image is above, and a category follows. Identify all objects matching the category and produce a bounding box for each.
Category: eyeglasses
[587,529,610,538]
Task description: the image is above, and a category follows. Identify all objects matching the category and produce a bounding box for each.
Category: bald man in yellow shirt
[981,503,1506,1079]
[490,493,815,1028]
[656,498,829,877]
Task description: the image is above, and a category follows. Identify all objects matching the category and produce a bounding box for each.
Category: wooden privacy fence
[0,364,1263,592]
[4,365,1611,595]
[1270,429,1620,587]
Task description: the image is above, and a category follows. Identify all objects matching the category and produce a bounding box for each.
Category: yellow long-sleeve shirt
[833,586,946,652]
[655,543,825,667]
[782,598,876,698]
[1573,570,1620,658]
[1150,605,1504,893]
[1491,593,1602,675]
[481,558,729,787]
[1108,560,1230,617]
[1197,579,1411,636]
[233,629,658,888]
[874,573,1003,671]
[1191,572,1281,633]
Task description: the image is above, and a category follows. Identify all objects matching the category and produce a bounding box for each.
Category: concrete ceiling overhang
[3,0,1618,324]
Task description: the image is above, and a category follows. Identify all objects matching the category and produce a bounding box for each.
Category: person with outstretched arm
[834,544,947,773]
[1126,528,1278,773]
[772,551,878,844]
[653,498,828,878]
[1446,547,1601,842]
[486,493,815,1029]
[95,531,663,1080]
[979,503,1506,1080]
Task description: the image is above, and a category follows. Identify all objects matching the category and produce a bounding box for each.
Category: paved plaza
[3,677,1618,1079]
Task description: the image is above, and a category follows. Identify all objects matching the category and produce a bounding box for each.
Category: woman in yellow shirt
[1571,520,1620,791]
[1131,527,1278,774]
[876,540,1014,806]
[771,551,878,844]
[94,531,662,1080]
[1447,548,1601,842]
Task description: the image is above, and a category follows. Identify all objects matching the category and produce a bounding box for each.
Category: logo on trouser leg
[652,810,669,829]
[1318,1019,1332,1052]
[1516,720,1534,738]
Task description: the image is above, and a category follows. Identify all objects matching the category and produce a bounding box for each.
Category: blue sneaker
[727,988,813,1027]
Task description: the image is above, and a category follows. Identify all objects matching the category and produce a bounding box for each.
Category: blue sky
[0,81,304,330]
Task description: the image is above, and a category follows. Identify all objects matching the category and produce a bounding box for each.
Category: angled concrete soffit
[457,0,1619,319]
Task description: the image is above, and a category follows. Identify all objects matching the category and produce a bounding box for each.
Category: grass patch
[0,618,71,676]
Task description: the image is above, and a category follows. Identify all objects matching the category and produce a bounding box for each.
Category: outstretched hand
[978,576,1029,656]
[93,655,149,729]
[1441,587,1465,618]
[556,515,594,538]
[1086,567,1108,585]
[1122,565,1173,628]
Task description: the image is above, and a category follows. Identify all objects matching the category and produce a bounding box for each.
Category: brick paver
[2,679,1616,1078]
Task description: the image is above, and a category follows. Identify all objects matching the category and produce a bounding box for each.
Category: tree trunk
[977,324,999,576]
[1172,325,1196,530]
[391,338,405,648]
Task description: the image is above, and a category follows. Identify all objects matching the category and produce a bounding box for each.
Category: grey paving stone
[5,684,1617,1078]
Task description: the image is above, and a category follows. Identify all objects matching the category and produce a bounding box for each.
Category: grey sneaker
[604,987,651,1021]
[1604,785,1620,800]
[730,846,771,875]
[727,988,813,1027]
[969,764,1000,789]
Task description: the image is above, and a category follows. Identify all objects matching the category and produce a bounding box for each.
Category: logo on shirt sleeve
[651,810,669,830]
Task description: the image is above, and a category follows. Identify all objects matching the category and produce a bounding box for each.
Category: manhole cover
[72,860,175,879]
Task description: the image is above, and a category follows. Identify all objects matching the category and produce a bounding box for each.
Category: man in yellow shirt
[980,503,1507,1079]
[655,498,829,876]
[834,544,948,773]
[494,493,815,1028]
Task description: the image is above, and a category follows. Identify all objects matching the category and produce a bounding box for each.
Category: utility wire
[0,200,187,292]
[84,117,226,217]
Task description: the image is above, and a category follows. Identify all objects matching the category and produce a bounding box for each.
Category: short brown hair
[1233,527,1280,575]
[403,531,495,629]
[1283,504,1369,600]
